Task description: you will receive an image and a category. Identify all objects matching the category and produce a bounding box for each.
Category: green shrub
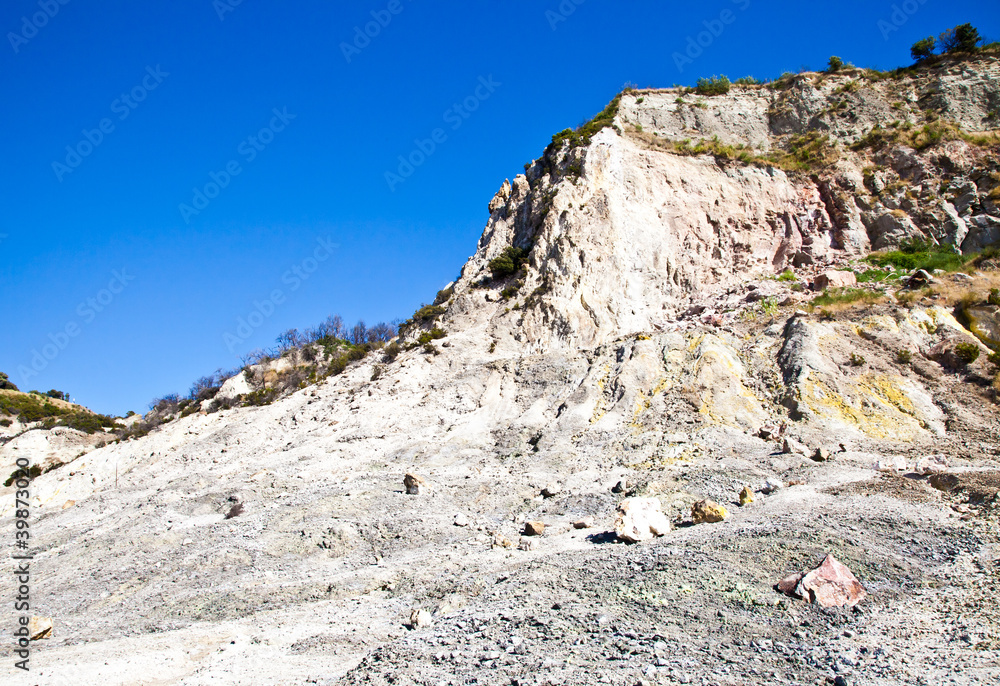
[897,349,913,364]
[989,288,1000,307]
[4,464,43,488]
[243,388,279,406]
[827,56,843,72]
[433,287,454,305]
[416,328,447,345]
[776,269,797,282]
[0,372,18,391]
[347,347,366,362]
[955,342,980,365]
[911,36,936,61]
[383,341,401,361]
[695,75,730,96]
[488,247,529,279]
[544,94,623,155]
[849,353,866,367]
[988,351,1000,367]
[328,355,348,376]
[0,418,11,427]
[939,23,981,54]
[411,304,446,323]
[500,283,522,300]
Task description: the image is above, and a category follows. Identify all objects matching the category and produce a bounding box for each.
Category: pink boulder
[778,554,867,607]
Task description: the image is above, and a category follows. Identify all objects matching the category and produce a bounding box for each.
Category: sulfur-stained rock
[614,498,671,542]
[738,487,754,506]
[964,305,1000,350]
[492,534,514,549]
[691,499,728,524]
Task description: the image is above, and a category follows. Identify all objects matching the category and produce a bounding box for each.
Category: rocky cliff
[2,56,1000,686]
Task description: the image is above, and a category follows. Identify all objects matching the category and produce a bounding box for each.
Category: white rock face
[217,371,252,400]
[0,60,997,685]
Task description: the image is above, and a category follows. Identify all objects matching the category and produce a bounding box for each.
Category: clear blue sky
[1,0,997,416]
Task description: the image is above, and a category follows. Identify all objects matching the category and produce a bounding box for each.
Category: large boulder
[614,498,670,542]
[778,554,867,607]
[871,211,923,250]
[964,305,1000,350]
[961,215,1000,253]
[813,270,857,291]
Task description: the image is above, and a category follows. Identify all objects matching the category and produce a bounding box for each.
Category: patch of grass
[776,269,797,282]
[811,287,885,308]
[632,129,840,173]
[955,342,981,365]
[853,119,999,153]
[865,238,968,273]
[854,267,904,284]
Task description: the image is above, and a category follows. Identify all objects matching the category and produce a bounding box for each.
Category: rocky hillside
[2,55,1000,686]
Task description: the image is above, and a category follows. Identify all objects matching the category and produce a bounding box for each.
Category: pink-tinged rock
[812,270,857,291]
[915,454,948,475]
[797,554,867,607]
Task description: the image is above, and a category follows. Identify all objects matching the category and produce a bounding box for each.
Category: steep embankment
[2,57,1000,686]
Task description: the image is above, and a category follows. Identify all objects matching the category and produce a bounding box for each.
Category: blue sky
[1,0,997,416]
